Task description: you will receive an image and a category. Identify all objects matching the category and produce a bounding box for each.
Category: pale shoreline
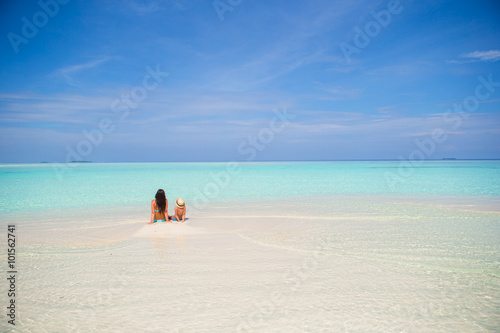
[10,193,500,247]
[13,229,500,332]
[4,194,500,332]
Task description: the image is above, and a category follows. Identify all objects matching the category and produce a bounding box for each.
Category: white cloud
[460,50,500,62]
[448,50,500,64]
[125,0,165,15]
[55,57,113,85]
[0,93,112,125]
[199,1,364,91]
[322,86,363,100]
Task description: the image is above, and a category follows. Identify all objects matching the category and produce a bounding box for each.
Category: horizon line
[2,158,500,164]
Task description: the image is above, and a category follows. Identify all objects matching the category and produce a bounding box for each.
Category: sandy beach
[6,193,499,332]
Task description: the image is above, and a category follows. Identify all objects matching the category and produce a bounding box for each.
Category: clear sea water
[1,160,499,215]
[0,161,499,332]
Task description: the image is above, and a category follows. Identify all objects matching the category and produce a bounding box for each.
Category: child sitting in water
[172,198,186,222]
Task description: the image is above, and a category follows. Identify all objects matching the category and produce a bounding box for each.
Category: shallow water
[1,160,499,215]
[1,161,499,332]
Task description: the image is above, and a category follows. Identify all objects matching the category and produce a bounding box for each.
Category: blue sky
[0,0,499,162]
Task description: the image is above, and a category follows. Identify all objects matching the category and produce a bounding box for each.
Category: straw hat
[175,198,185,208]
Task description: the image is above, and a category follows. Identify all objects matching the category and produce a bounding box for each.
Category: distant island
[442,158,457,160]
[40,161,92,163]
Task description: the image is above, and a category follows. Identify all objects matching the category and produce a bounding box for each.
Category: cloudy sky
[1,0,499,162]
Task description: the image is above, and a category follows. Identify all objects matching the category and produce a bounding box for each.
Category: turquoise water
[1,160,499,214]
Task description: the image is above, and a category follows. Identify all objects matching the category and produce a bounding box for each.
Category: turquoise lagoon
[1,160,499,215]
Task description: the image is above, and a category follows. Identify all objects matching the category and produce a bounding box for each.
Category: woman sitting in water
[149,189,170,224]
[172,198,186,222]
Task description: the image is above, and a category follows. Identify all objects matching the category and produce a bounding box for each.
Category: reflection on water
[149,234,187,254]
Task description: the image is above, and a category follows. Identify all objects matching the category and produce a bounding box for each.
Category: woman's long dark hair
[155,189,166,213]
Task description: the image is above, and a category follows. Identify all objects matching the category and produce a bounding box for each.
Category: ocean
[1,161,499,332]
